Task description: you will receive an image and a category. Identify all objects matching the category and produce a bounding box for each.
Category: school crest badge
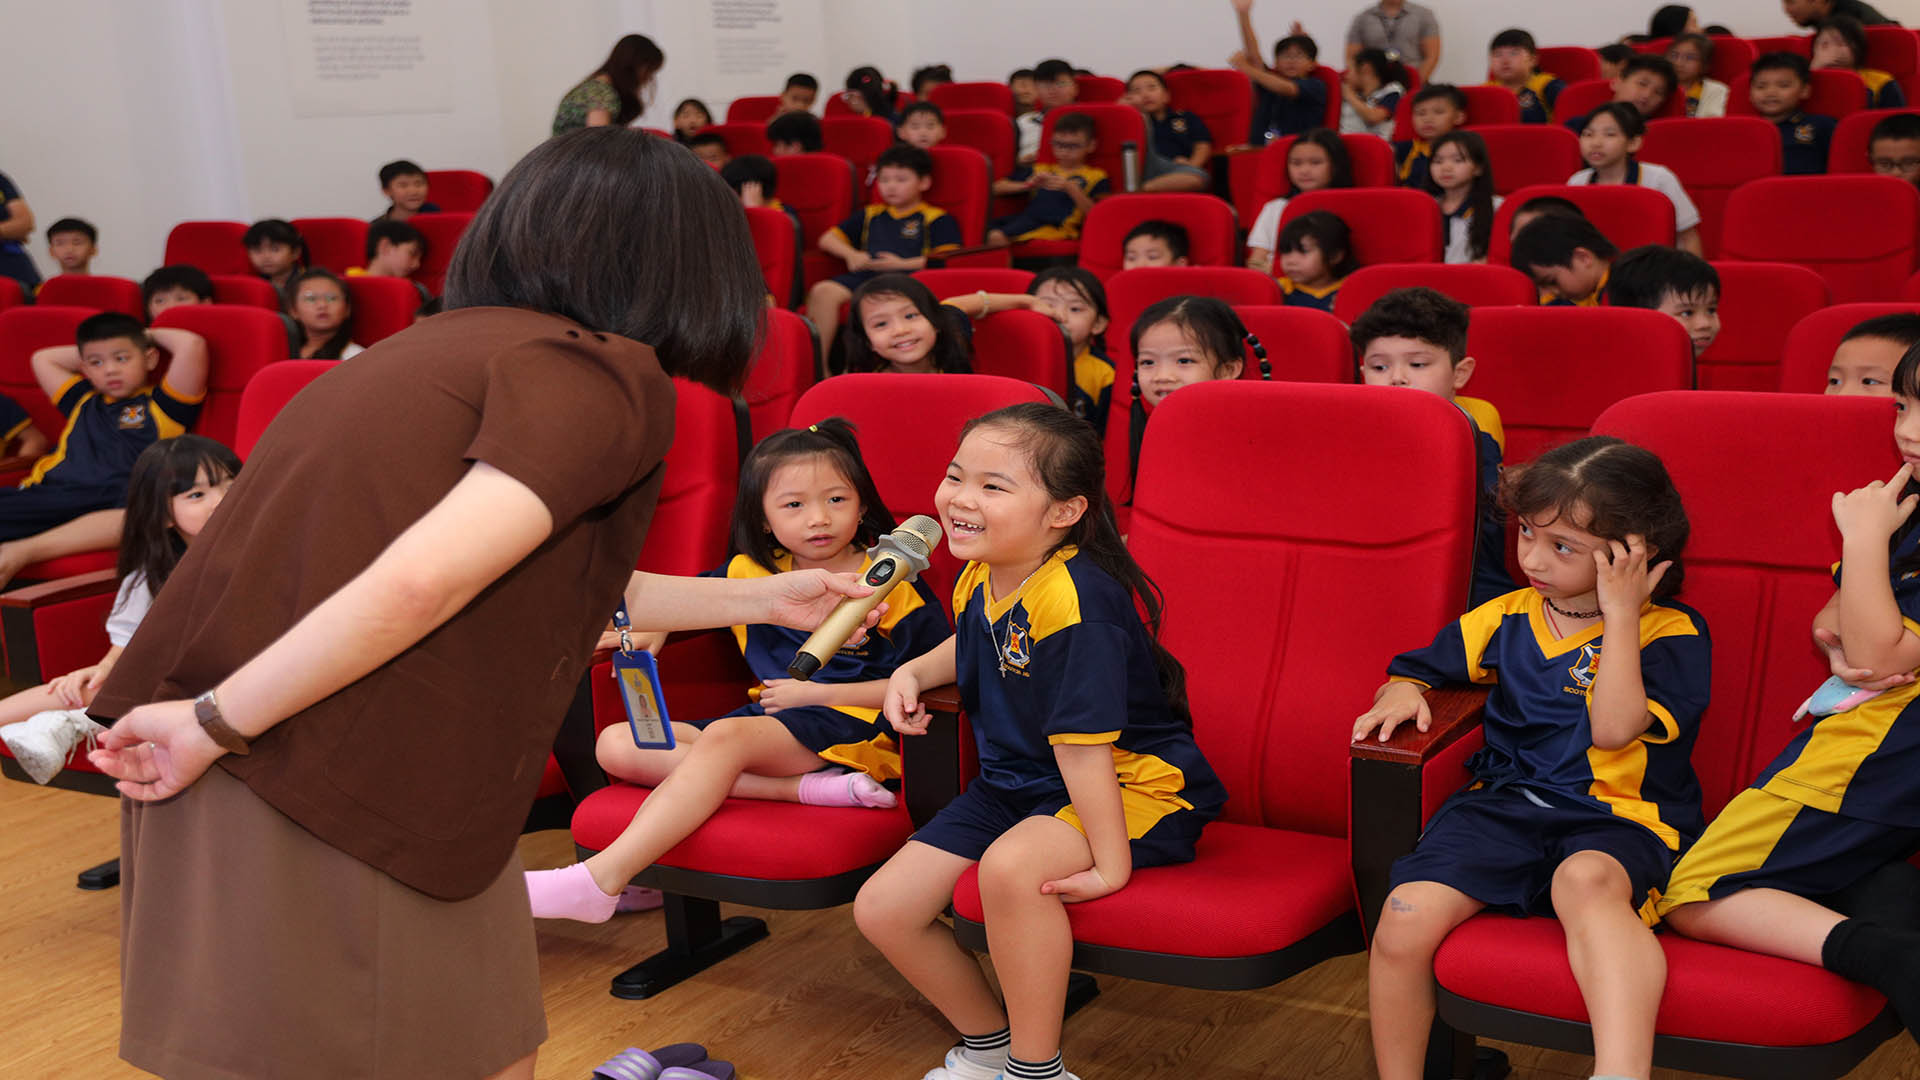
[116,402,149,430]
[1568,644,1601,689]
[997,615,1032,675]
[900,218,922,239]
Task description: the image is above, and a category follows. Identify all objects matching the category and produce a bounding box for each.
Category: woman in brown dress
[86,127,870,1080]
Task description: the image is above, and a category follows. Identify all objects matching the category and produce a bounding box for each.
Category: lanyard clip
[613,600,634,655]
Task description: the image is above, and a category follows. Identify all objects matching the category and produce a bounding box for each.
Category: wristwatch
[193,689,251,756]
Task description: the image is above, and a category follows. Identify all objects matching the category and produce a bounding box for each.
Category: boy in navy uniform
[1750,52,1837,175]
[1562,55,1679,132]
[988,112,1109,247]
[1233,0,1328,144]
[1512,214,1618,307]
[1487,28,1566,123]
[806,145,963,349]
[1353,288,1514,607]
[1868,112,1920,188]
[2,313,207,547]
[44,218,97,277]
[1397,84,1466,188]
[767,110,824,155]
[372,160,440,223]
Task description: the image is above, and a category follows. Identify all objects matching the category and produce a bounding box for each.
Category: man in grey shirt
[1346,0,1442,83]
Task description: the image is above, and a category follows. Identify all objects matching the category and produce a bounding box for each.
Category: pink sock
[797,767,897,809]
[525,863,621,923]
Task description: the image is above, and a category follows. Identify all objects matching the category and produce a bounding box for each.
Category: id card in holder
[613,649,674,750]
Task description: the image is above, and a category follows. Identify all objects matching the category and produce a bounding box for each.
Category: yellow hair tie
[808,424,820,432]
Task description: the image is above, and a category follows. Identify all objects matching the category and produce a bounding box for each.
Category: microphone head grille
[893,514,943,558]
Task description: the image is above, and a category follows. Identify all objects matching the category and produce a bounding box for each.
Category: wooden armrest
[1218,143,1260,156]
[902,683,967,829]
[0,568,118,609]
[1348,684,1489,765]
[921,684,964,713]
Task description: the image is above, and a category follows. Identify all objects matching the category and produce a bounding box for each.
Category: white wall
[6,0,1920,281]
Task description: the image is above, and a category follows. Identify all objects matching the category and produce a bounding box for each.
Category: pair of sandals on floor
[593,1042,734,1080]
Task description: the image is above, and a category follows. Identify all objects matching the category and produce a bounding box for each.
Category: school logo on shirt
[900,219,922,239]
[1000,616,1032,673]
[1171,117,1188,133]
[1568,644,1601,690]
[115,401,149,430]
[1794,122,1817,144]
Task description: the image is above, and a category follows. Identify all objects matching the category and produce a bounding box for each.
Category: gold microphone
[787,515,942,680]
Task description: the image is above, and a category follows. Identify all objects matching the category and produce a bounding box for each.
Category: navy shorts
[827,269,879,292]
[910,778,1209,867]
[693,702,900,782]
[0,482,127,542]
[1388,786,1677,920]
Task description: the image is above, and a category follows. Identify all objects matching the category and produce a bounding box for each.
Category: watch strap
[194,690,251,756]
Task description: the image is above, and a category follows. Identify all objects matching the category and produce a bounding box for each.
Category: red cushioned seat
[744,205,801,310]
[0,306,95,464]
[1074,75,1127,103]
[1697,261,1829,390]
[35,275,142,318]
[774,154,857,293]
[1830,107,1920,173]
[724,96,782,124]
[573,786,914,880]
[1164,68,1252,152]
[914,267,1034,299]
[1,570,120,788]
[968,308,1070,397]
[701,121,772,158]
[1473,124,1581,196]
[344,276,425,346]
[1721,175,1920,303]
[741,308,816,442]
[1554,78,1687,123]
[1075,194,1239,281]
[0,277,23,312]
[1640,117,1781,257]
[1645,35,1757,85]
[923,145,995,260]
[1489,183,1677,266]
[290,217,369,275]
[152,305,291,447]
[235,360,336,457]
[208,274,283,311]
[1748,35,1813,58]
[1334,263,1537,323]
[405,212,473,296]
[1866,26,1920,104]
[928,82,1013,115]
[423,169,492,212]
[1233,306,1354,384]
[163,221,251,276]
[1728,70,1866,122]
[822,115,894,181]
[825,89,913,117]
[943,381,1479,989]
[1536,47,1602,85]
[943,110,1018,192]
[1230,135,1395,245]
[1390,84,1520,141]
[1778,301,1920,393]
[1416,391,1908,1076]
[1309,66,1345,127]
[1283,188,1443,265]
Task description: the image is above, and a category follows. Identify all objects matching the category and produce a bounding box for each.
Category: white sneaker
[2,709,105,784]
[992,1071,1082,1080]
[921,1046,1005,1080]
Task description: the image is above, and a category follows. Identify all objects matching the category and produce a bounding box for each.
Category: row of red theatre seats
[0,273,428,344]
[0,350,1906,1075]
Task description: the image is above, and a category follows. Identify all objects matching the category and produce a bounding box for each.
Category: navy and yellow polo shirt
[1456,396,1514,608]
[1755,529,1920,826]
[1387,587,1712,849]
[23,376,202,490]
[705,550,949,723]
[1775,111,1837,176]
[1069,346,1114,432]
[1540,266,1610,308]
[0,392,32,447]
[1149,109,1213,160]
[1253,76,1329,142]
[1488,72,1565,124]
[952,546,1225,816]
[1394,138,1433,188]
[1280,276,1344,312]
[832,202,963,262]
[1006,163,1110,237]
[1862,68,1907,110]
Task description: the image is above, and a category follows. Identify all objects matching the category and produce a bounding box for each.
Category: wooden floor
[1,782,1914,1080]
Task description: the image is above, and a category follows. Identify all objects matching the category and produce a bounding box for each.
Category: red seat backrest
[968,308,1071,398]
[1720,175,1920,303]
[1594,391,1897,811]
[1778,301,1920,393]
[742,308,817,443]
[1829,106,1920,173]
[1748,34,1813,57]
[1164,68,1253,152]
[291,217,370,275]
[1465,307,1694,465]
[704,122,773,158]
[1390,84,1521,141]
[1698,261,1830,391]
[1906,269,1920,302]
[0,277,22,313]
[1537,47,1603,84]
[825,89,915,117]
[744,206,800,309]
[28,585,117,686]
[1104,266,1285,371]
[423,169,492,212]
[725,96,784,124]
[1284,188,1443,265]
[35,276,143,319]
[235,359,336,458]
[1333,263,1537,323]
[1039,104,1148,188]
[635,378,744,578]
[789,373,1054,603]
[1555,78,1688,123]
[925,145,991,246]
[1234,134,1396,239]
[1232,305,1354,384]
[1706,36,1761,84]
[1727,69,1866,120]
[152,305,291,446]
[774,154,858,292]
[344,276,425,347]
[1075,194,1239,282]
[406,212,474,296]
[209,274,282,311]
[942,110,1019,185]
[822,116,895,180]
[928,82,1014,115]
[1132,381,1475,831]
[1074,75,1127,103]
[1472,124,1582,196]
[164,221,251,276]
[1866,25,1920,104]
[1640,117,1781,258]
[0,307,93,445]
[1489,184,1677,265]
[1310,66,1345,127]
[914,268,1035,299]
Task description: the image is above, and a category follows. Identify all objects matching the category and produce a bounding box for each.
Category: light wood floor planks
[0,783,1913,1079]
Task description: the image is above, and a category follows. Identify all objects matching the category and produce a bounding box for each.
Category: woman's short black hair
[443,127,765,394]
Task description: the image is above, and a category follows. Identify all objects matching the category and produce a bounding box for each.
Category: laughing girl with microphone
[526,419,948,923]
[857,403,1224,1080]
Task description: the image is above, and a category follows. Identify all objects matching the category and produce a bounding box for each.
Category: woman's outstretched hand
[763,569,885,646]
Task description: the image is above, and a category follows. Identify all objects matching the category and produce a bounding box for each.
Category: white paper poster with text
[282,0,456,117]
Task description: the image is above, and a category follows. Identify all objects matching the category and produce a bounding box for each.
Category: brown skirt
[120,765,547,1079]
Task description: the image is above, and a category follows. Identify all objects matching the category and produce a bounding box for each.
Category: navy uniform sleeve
[928,212,963,253]
[1637,619,1713,743]
[1296,76,1328,112]
[879,580,953,663]
[1544,78,1566,109]
[1187,112,1213,145]
[0,391,31,443]
[831,210,865,245]
[1036,621,1132,744]
[54,376,89,416]
[1387,601,1508,688]
[1376,89,1403,118]
[1009,163,1036,184]
[1087,175,1111,199]
[0,171,19,202]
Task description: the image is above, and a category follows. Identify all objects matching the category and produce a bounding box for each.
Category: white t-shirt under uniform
[105,571,154,648]
[1249,197,1289,255]
[1567,160,1701,236]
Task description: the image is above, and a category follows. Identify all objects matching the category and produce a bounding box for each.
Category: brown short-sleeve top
[91,307,677,900]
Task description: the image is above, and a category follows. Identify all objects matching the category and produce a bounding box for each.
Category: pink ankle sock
[797,768,897,809]
[525,863,621,923]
